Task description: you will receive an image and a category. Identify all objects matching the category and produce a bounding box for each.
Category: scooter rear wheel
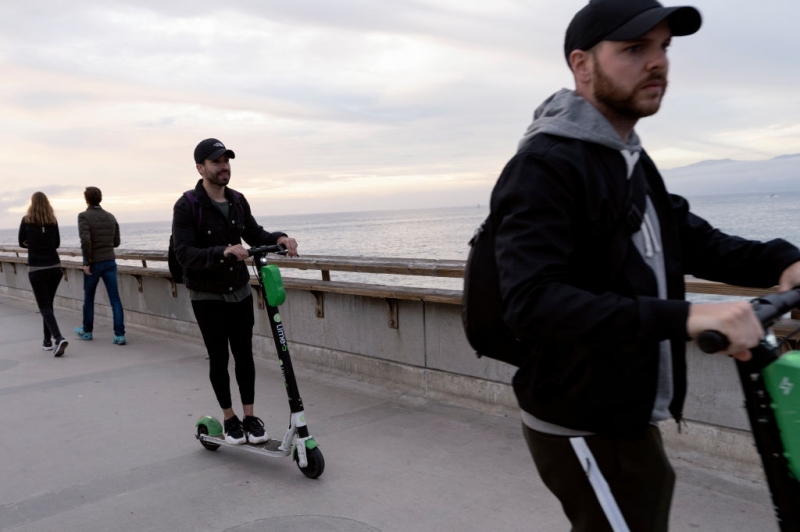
[197,425,221,451]
[296,446,324,479]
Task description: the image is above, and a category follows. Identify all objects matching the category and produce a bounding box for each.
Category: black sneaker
[223,415,246,445]
[42,342,53,351]
[242,415,269,444]
[54,338,68,357]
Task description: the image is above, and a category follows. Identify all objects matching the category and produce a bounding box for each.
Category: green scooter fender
[261,264,286,307]
[763,351,800,480]
[196,415,223,437]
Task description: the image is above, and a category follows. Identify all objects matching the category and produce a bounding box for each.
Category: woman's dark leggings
[191,296,256,409]
[28,267,63,342]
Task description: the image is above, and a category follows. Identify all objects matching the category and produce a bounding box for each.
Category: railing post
[385,298,399,329]
[311,291,324,318]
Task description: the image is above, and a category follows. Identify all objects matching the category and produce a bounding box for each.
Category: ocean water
[1,206,489,290]
[3,193,800,292]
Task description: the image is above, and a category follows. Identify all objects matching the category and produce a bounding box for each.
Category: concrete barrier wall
[0,259,758,464]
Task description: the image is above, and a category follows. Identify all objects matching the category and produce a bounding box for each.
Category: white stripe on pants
[569,437,631,532]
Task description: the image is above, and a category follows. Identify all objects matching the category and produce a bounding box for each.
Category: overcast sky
[1,0,799,229]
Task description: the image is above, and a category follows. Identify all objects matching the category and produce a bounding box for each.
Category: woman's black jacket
[18,220,60,267]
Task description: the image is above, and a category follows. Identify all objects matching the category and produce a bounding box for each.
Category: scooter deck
[199,434,292,457]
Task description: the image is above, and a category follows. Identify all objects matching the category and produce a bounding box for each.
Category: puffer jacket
[78,206,120,265]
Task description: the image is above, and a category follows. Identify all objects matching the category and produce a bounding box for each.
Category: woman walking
[18,192,68,357]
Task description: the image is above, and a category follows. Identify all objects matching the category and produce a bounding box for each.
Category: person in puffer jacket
[75,186,126,345]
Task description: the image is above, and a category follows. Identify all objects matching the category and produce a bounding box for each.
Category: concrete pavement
[0,295,780,531]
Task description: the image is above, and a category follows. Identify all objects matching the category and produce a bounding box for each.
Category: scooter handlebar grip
[697,330,730,353]
[247,244,288,256]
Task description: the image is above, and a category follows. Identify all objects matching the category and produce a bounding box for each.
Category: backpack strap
[183,191,201,228]
[604,156,648,278]
[625,164,647,233]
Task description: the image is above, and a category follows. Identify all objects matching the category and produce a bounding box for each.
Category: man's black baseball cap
[194,138,236,164]
[564,0,701,64]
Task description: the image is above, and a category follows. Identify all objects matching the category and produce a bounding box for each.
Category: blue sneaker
[112,335,126,345]
[75,327,92,341]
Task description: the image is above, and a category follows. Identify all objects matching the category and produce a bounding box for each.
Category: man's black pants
[523,423,675,532]
[191,296,256,409]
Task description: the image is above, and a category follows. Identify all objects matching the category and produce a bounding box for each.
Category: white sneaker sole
[247,433,269,444]
[54,341,68,357]
[224,433,246,445]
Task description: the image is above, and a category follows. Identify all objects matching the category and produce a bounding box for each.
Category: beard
[204,168,231,187]
[592,56,668,120]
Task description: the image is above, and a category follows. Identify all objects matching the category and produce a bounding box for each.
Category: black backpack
[167,192,200,284]
[461,215,528,367]
[462,164,647,367]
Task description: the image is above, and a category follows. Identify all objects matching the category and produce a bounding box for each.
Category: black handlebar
[697,288,800,353]
[247,244,288,257]
[697,330,729,353]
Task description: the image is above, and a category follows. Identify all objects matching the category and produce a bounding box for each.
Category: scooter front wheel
[296,446,325,479]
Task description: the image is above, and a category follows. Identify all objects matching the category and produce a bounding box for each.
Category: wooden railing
[3,244,799,337]
[0,246,464,308]
[0,244,787,302]
[0,246,463,277]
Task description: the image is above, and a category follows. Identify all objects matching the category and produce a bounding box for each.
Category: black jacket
[18,220,60,267]
[172,180,285,294]
[492,134,800,437]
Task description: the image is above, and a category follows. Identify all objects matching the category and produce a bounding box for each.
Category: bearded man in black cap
[490,1,800,530]
[172,138,298,446]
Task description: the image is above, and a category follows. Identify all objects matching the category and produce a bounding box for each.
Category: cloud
[0,0,799,232]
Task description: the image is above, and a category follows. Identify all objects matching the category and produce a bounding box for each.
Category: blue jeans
[82,260,125,336]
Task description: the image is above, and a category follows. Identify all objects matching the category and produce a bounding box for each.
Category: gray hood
[517,88,641,155]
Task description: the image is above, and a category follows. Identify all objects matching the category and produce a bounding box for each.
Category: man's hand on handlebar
[223,244,250,261]
[687,301,762,361]
[277,236,298,257]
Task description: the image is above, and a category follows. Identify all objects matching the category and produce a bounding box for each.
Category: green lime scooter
[194,244,324,479]
[699,288,800,531]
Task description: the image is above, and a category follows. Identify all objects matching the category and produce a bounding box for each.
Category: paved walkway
[0,295,780,531]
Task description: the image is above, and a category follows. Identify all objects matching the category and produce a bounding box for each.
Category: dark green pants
[523,424,675,532]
